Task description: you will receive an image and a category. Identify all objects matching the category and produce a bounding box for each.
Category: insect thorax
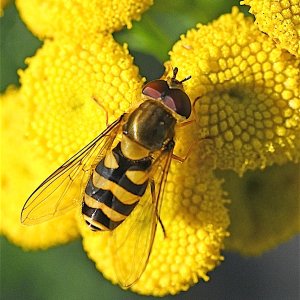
[123,100,176,152]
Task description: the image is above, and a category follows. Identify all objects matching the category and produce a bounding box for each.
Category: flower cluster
[1,1,299,296]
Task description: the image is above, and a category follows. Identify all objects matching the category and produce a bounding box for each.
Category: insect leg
[176,119,196,128]
[92,96,109,127]
[172,143,195,163]
[191,95,204,124]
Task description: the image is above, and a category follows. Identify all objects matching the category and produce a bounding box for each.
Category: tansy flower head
[2,19,229,295]
[19,34,143,164]
[168,7,300,175]
[16,0,153,39]
[1,87,79,248]
[2,1,299,296]
[241,0,300,57]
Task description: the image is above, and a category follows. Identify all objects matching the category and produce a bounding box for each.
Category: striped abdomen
[83,142,152,231]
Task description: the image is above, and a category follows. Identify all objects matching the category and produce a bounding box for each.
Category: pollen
[168,7,300,174]
[241,0,300,57]
[16,0,153,39]
[1,87,79,249]
[19,34,143,165]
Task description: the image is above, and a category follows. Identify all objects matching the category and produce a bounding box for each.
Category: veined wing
[112,140,175,287]
[21,115,125,225]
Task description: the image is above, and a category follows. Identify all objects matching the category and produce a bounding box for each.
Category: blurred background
[1,1,299,299]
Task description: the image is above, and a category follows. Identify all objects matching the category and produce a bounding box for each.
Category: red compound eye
[163,89,191,118]
[142,80,169,99]
[142,79,191,118]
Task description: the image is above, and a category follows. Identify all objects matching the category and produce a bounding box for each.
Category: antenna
[172,67,191,84]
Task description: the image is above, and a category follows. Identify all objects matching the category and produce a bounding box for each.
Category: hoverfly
[21,67,192,287]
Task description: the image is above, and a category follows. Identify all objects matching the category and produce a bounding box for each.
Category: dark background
[1,235,299,300]
[1,1,299,299]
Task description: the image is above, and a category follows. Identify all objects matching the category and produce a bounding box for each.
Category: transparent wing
[112,141,174,287]
[21,115,124,225]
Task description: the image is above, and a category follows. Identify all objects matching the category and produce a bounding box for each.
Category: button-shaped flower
[16,0,153,38]
[1,1,230,296]
[1,34,229,295]
[1,86,79,248]
[169,7,299,175]
[1,2,299,297]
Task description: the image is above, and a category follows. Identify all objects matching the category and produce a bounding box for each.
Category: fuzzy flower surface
[1,2,230,296]
[16,0,153,38]
[1,2,299,297]
[169,7,300,175]
[1,36,229,296]
[1,87,79,248]
[241,0,300,57]
[168,7,300,254]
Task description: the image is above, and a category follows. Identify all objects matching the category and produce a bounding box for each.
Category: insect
[21,67,192,287]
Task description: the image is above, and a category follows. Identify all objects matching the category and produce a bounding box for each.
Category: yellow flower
[1,87,79,248]
[241,0,300,57]
[2,2,299,296]
[168,7,300,175]
[2,31,229,295]
[16,0,153,38]
[19,34,142,163]
[221,162,300,256]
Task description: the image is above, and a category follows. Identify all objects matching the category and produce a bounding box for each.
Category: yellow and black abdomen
[83,142,152,231]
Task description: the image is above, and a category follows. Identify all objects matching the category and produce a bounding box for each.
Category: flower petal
[168,7,300,175]
[1,87,79,249]
[16,0,153,39]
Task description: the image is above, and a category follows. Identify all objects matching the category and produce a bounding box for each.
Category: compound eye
[163,89,191,118]
[142,80,169,99]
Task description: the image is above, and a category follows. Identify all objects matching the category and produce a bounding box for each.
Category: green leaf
[0,4,41,92]
[114,0,242,62]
